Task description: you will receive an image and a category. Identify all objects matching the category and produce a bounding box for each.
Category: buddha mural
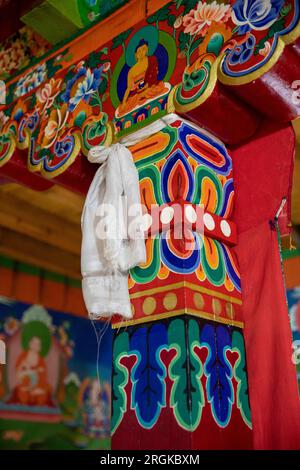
[10,336,52,407]
[114,26,174,119]
[118,39,168,116]
[8,308,54,408]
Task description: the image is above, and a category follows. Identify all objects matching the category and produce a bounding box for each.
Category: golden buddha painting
[113,25,175,119]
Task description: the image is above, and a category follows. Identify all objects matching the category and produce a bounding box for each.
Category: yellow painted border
[112,308,244,329]
[129,280,242,305]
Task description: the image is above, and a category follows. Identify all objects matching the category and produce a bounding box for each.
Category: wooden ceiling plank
[0,184,84,224]
[0,227,81,279]
[0,192,81,254]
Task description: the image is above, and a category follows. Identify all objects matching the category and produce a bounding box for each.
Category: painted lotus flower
[62,65,104,112]
[39,103,69,148]
[183,1,232,37]
[36,78,62,115]
[232,0,284,34]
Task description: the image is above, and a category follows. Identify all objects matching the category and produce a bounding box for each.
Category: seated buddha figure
[118,39,169,116]
[10,336,52,407]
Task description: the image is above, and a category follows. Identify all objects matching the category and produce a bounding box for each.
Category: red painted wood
[184,82,261,146]
[54,152,96,195]
[228,44,300,122]
[0,148,54,191]
[290,37,300,57]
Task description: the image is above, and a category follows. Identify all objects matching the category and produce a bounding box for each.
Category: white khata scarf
[81,114,179,320]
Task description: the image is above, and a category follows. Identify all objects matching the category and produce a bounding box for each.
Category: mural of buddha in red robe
[119,38,168,116]
[11,336,52,407]
[7,312,54,408]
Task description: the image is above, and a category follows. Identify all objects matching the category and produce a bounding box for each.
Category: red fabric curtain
[232,121,300,449]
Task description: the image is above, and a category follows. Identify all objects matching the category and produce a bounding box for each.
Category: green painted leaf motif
[174,0,184,9]
[167,14,177,27]
[111,331,130,434]
[190,37,204,57]
[0,134,11,159]
[269,17,286,36]
[232,331,252,429]
[98,77,108,96]
[256,15,287,54]
[89,94,101,108]
[281,4,292,17]
[29,93,37,109]
[147,6,170,25]
[47,57,63,79]
[87,51,102,69]
[182,0,199,15]
[168,318,204,431]
[111,28,134,50]
[178,31,190,52]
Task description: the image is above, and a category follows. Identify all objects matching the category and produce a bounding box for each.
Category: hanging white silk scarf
[81,115,179,320]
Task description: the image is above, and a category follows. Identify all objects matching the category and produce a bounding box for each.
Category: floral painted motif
[227,34,256,65]
[183,1,232,36]
[232,0,285,34]
[36,78,62,115]
[61,65,105,112]
[39,104,69,149]
[0,0,298,179]
[15,63,47,98]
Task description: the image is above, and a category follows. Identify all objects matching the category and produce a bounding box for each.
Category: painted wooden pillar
[111,116,253,450]
[0,0,299,451]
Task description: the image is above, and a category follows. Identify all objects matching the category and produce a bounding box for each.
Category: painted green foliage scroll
[111,316,252,434]
[168,318,204,431]
[111,331,130,433]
